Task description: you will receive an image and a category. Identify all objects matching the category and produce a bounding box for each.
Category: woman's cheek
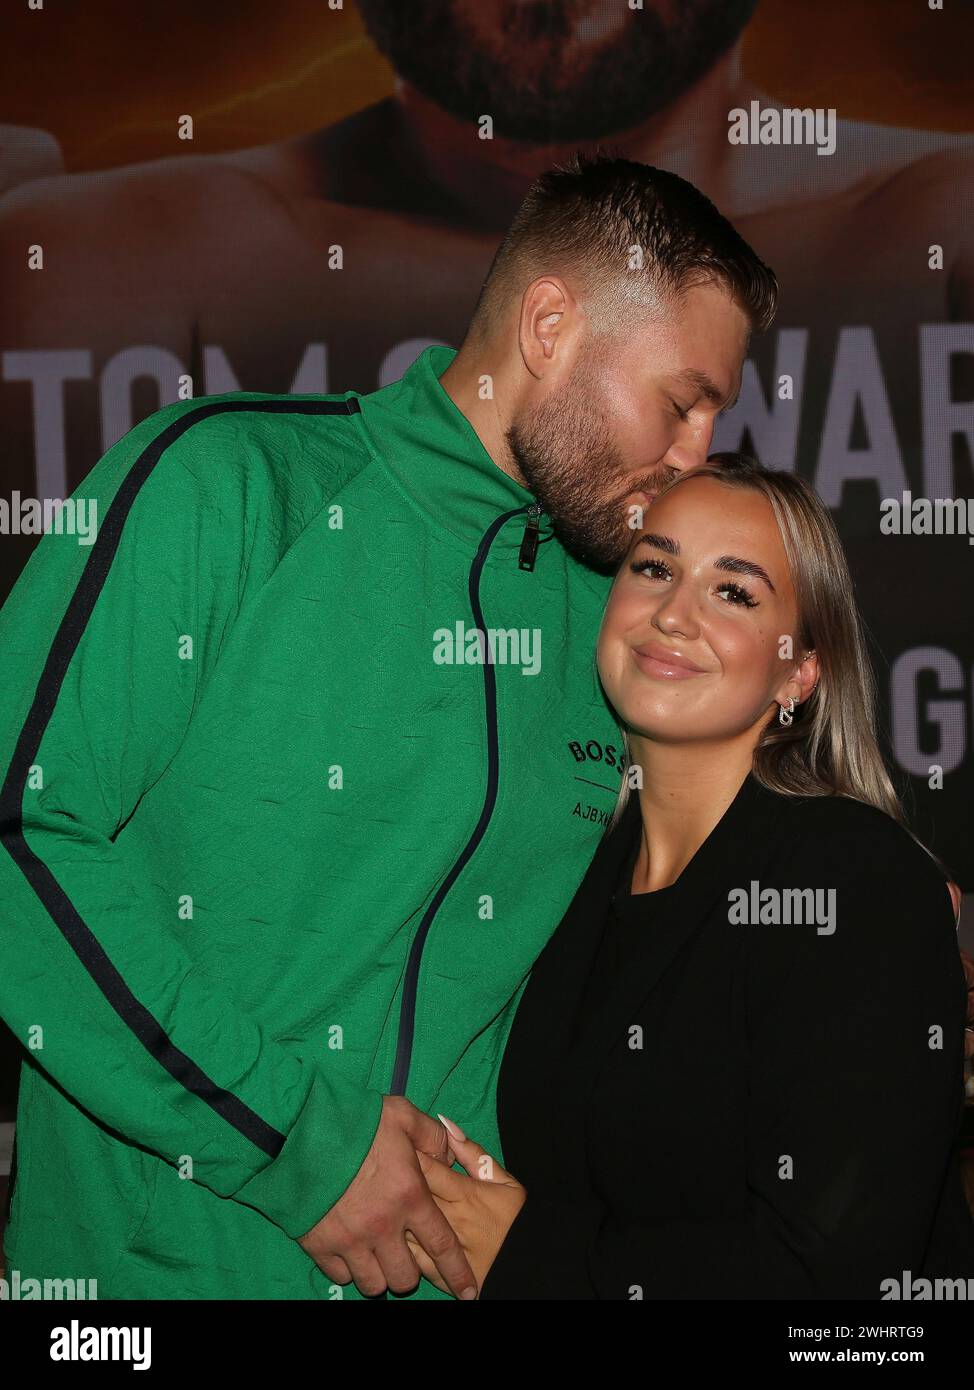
[596,631,626,702]
[713,620,780,714]
[703,620,752,694]
[619,586,657,633]
[601,592,642,657]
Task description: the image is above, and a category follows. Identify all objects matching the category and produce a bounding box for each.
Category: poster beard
[356,0,760,143]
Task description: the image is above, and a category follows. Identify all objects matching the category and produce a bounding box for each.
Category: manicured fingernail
[437,1113,466,1142]
[460,1286,478,1300]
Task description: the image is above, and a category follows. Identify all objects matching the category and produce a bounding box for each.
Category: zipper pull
[518,502,544,572]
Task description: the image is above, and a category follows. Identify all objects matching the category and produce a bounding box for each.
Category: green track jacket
[0,344,623,1299]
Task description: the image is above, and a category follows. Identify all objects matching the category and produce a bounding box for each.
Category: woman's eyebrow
[634,536,776,592]
[714,555,776,592]
[635,532,680,557]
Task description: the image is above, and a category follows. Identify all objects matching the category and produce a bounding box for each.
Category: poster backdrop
[0,0,972,900]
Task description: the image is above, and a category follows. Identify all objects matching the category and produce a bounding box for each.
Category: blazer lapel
[505,788,643,1078]
[571,772,784,1076]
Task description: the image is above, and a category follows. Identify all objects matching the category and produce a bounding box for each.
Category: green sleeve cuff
[230,1068,386,1239]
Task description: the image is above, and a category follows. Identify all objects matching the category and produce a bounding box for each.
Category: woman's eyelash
[670,400,690,422]
[630,560,759,609]
[716,581,758,609]
[631,558,672,580]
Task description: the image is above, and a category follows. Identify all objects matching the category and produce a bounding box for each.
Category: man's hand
[297,1095,478,1300]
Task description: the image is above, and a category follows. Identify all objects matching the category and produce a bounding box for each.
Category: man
[0,154,771,1299]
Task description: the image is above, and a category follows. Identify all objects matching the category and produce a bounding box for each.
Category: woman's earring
[778,696,796,727]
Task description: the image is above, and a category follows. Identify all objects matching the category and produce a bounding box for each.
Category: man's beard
[356,0,758,143]
[506,362,674,570]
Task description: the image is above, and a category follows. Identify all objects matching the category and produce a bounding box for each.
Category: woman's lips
[631,642,708,680]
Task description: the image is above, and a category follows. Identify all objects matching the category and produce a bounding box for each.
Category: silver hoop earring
[778,697,796,727]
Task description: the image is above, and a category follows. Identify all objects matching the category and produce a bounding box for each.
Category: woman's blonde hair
[605,452,914,840]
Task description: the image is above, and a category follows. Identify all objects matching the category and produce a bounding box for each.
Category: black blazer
[480,772,974,1300]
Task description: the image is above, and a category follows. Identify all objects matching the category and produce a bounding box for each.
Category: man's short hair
[469,150,778,342]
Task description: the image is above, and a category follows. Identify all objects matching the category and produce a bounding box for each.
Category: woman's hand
[405,1115,526,1297]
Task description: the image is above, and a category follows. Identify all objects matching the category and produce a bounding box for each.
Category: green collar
[355,344,537,551]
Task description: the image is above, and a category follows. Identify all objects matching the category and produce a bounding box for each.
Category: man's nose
[666,418,715,473]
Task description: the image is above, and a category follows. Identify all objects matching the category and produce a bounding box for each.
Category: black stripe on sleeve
[0,396,362,1159]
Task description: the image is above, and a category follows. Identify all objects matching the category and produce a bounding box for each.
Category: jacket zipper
[518,501,544,571]
[389,502,538,1096]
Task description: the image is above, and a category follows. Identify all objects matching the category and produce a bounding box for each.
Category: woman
[407,453,974,1299]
